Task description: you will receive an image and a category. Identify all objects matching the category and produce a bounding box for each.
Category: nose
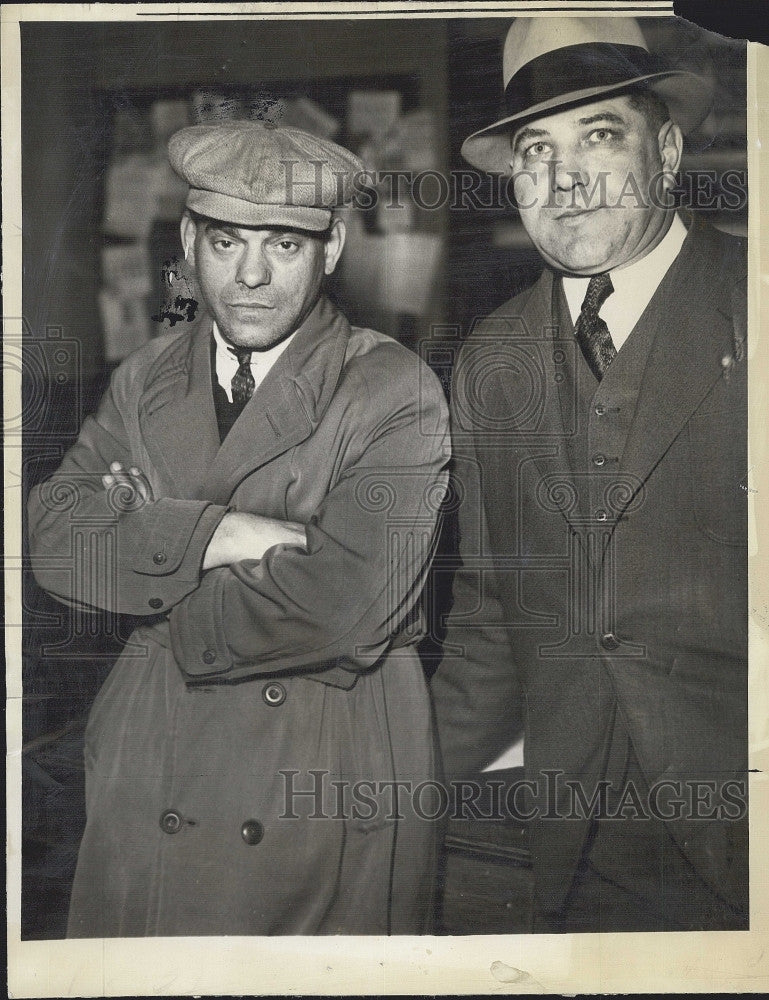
[236,245,270,288]
[549,153,588,195]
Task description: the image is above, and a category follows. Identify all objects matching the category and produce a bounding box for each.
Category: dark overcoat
[432,220,748,924]
[28,295,450,936]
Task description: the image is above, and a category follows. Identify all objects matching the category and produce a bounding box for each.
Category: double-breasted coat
[28,295,450,936]
[432,220,748,926]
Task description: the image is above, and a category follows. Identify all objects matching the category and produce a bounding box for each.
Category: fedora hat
[462,17,714,174]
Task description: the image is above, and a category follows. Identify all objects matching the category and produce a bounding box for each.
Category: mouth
[554,206,599,220]
[227,302,275,314]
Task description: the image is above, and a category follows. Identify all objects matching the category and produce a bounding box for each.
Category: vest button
[160,809,183,834]
[241,819,264,845]
[148,597,163,609]
[595,509,608,522]
[262,682,286,706]
[592,453,606,467]
[553,349,565,364]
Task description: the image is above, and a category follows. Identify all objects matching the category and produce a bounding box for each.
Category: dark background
[19,12,748,938]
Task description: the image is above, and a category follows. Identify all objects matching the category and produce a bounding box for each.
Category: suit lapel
[619,221,741,504]
[491,269,579,530]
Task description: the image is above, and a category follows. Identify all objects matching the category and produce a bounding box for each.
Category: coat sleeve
[430,357,524,781]
[168,359,451,682]
[27,358,228,617]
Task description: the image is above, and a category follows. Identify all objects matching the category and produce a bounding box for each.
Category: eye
[523,140,552,160]
[275,238,300,252]
[587,128,616,144]
[212,237,236,251]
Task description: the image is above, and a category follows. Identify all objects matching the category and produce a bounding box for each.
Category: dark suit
[28,295,450,936]
[432,219,748,931]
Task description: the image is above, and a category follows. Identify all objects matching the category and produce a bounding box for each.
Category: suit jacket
[431,220,748,923]
[28,295,451,936]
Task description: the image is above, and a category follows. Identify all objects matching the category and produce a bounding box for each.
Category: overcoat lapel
[201,295,350,504]
[139,296,350,505]
[139,316,222,500]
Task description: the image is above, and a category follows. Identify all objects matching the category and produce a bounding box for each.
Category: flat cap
[168,120,364,231]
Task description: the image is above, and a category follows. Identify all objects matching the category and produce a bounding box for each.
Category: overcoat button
[153,552,167,565]
[600,632,620,651]
[241,819,264,845]
[592,454,606,467]
[149,597,163,609]
[595,404,606,417]
[595,509,608,522]
[160,809,183,834]
[202,649,217,664]
[262,682,286,706]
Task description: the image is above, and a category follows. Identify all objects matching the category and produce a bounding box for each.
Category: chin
[548,240,618,274]
[220,325,283,351]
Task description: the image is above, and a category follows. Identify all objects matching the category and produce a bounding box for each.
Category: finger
[102,474,114,488]
[128,467,154,502]
[109,461,124,474]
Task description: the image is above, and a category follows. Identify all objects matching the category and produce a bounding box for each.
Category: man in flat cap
[28,121,450,936]
[433,17,748,932]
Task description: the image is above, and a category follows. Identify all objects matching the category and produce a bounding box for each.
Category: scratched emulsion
[490,960,542,988]
[152,255,199,326]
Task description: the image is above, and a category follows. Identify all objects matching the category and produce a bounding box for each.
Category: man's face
[509,95,682,274]
[181,216,345,349]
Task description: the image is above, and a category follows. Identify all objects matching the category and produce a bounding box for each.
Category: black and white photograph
[5,0,768,994]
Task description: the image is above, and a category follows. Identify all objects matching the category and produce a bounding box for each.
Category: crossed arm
[101,461,306,569]
[28,349,451,679]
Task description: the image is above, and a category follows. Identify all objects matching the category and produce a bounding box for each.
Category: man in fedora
[28,120,450,936]
[432,17,748,932]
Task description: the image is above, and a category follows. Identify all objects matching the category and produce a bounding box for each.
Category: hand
[203,511,307,570]
[102,461,154,508]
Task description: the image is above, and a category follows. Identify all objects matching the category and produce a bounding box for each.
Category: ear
[657,119,683,183]
[322,217,347,276]
[180,211,198,267]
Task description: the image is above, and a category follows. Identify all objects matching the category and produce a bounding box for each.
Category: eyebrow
[575,111,628,127]
[204,223,309,239]
[512,111,629,155]
[204,222,241,237]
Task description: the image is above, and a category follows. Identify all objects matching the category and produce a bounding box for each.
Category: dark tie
[574,273,616,380]
[230,346,255,407]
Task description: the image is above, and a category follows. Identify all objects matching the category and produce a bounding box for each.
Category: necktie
[574,273,616,380]
[230,346,255,407]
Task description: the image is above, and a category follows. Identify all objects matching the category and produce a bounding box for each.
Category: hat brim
[461,70,713,175]
[186,190,333,231]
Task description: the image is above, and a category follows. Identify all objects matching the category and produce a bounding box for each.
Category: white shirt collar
[561,213,688,352]
[212,321,296,403]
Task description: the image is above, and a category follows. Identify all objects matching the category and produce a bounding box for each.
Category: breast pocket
[686,405,747,546]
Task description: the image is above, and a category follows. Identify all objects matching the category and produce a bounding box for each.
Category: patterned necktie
[230,346,255,407]
[574,272,616,380]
